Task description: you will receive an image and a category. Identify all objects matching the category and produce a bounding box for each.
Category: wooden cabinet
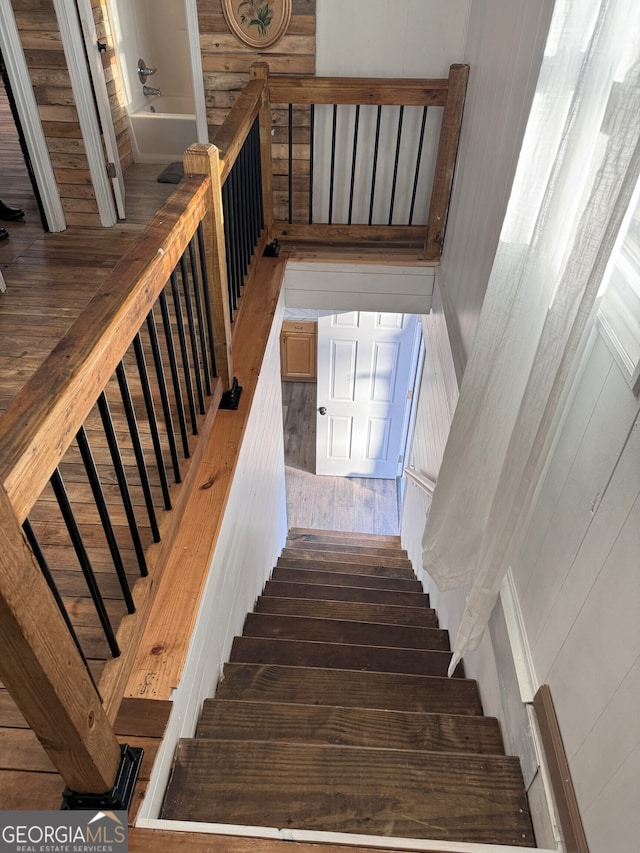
[280,320,317,381]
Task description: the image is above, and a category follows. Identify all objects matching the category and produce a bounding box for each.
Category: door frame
[0,0,66,232]
[54,0,117,226]
[185,0,210,145]
[75,0,125,218]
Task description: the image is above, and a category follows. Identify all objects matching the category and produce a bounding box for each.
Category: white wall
[316,0,471,77]
[440,0,554,376]
[285,262,434,314]
[512,327,640,853]
[138,294,288,819]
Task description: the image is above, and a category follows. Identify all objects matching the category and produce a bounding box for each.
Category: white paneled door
[316,311,418,478]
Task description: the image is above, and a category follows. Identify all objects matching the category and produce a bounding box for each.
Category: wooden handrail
[268,75,450,106]
[215,78,264,184]
[0,176,209,523]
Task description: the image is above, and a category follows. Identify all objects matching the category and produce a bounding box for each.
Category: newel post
[183,143,234,392]
[424,63,470,260]
[251,62,274,243]
[0,486,126,798]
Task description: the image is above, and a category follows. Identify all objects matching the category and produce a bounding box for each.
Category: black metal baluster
[197,223,217,376]
[23,517,98,687]
[50,467,120,657]
[97,391,148,576]
[348,104,360,225]
[170,270,198,435]
[230,166,242,303]
[115,360,161,543]
[132,332,172,510]
[288,103,293,224]
[240,139,250,279]
[146,307,181,483]
[389,105,404,225]
[75,426,135,613]
[159,290,190,458]
[179,254,206,415]
[254,117,264,231]
[328,104,338,225]
[222,181,237,315]
[251,118,262,239]
[309,103,315,224]
[409,106,428,225]
[369,105,382,225]
[188,237,212,394]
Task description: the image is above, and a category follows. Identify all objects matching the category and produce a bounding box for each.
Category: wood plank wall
[91,0,133,172]
[11,0,101,226]
[197,0,316,222]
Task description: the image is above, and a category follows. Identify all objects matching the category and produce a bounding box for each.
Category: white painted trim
[0,0,66,231]
[499,568,539,703]
[434,265,465,386]
[527,705,567,852]
[185,0,209,144]
[404,467,436,497]
[135,819,555,853]
[53,0,117,227]
[0,271,6,293]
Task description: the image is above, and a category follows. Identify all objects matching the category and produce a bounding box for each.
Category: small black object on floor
[157,162,184,184]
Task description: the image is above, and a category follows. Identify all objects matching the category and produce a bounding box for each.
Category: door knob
[317,406,327,415]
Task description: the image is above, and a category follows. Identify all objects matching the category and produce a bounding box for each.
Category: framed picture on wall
[222,0,292,50]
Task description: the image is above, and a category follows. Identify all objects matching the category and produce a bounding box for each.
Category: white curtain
[422,0,640,675]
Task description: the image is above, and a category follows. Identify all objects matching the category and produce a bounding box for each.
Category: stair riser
[281,548,412,569]
[285,540,409,559]
[163,740,534,846]
[263,581,429,608]
[277,556,416,579]
[217,664,483,716]
[242,613,450,650]
[230,636,461,678]
[255,596,439,628]
[271,567,422,592]
[197,700,505,754]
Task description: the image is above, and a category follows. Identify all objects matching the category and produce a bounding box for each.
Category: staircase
[161,529,536,847]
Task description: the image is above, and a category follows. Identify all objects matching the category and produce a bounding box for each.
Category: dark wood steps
[277,555,416,579]
[162,740,534,846]
[242,612,450,649]
[271,566,422,591]
[161,530,534,846]
[196,699,505,754]
[284,540,409,559]
[254,595,439,627]
[280,547,412,569]
[288,528,402,548]
[229,636,462,678]
[216,663,482,715]
[263,580,429,608]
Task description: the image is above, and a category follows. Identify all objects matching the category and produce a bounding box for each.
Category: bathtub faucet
[143,85,161,97]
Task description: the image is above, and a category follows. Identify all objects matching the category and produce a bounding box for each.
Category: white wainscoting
[137,291,288,820]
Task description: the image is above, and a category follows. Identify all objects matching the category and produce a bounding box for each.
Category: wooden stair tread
[277,556,416,579]
[242,613,449,649]
[288,528,401,547]
[229,636,460,678]
[217,664,483,715]
[196,699,505,754]
[255,596,439,627]
[263,580,429,608]
[271,566,422,592]
[161,739,534,846]
[285,540,409,559]
[280,547,412,569]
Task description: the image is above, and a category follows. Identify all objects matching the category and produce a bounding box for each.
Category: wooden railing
[0,62,468,805]
[268,64,469,259]
[0,74,269,801]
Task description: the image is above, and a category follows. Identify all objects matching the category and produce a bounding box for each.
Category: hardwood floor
[282,381,398,535]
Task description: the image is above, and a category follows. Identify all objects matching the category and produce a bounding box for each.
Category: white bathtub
[128,97,198,164]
